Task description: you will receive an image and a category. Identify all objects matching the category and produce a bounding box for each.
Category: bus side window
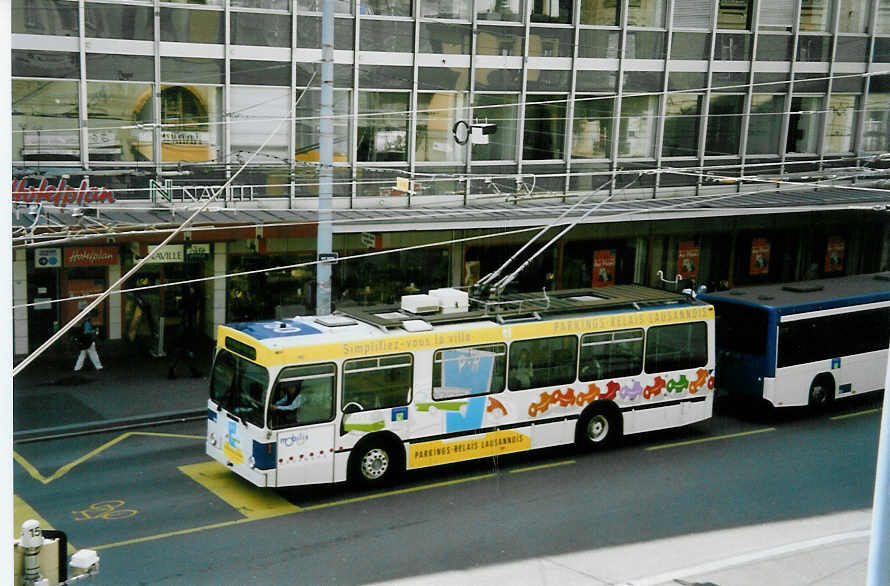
[343,354,412,411]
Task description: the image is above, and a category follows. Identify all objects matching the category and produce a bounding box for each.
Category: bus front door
[275,422,336,486]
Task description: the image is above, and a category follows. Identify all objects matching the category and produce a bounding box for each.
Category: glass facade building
[11,0,890,200]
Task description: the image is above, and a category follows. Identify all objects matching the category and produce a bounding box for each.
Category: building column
[212,242,227,340]
[13,249,28,356]
[107,263,122,340]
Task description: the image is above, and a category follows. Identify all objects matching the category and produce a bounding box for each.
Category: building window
[799,0,834,32]
[85,3,153,40]
[786,96,824,154]
[357,92,410,162]
[160,8,224,44]
[523,96,567,160]
[627,0,666,27]
[13,0,78,36]
[705,95,744,156]
[837,0,869,32]
[360,20,414,52]
[747,95,784,155]
[419,23,472,53]
[477,0,523,21]
[86,82,156,163]
[12,79,80,162]
[714,33,751,60]
[473,95,519,161]
[618,95,658,158]
[572,97,614,159]
[529,28,573,57]
[824,95,858,153]
[231,11,291,47]
[416,93,468,162]
[477,26,525,56]
[420,0,472,20]
[671,32,711,60]
[531,0,572,24]
[663,95,702,158]
[360,0,412,16]
[579,0,619,25]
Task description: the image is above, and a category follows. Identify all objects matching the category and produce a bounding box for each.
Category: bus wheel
[349,438,402,487]
[808,374,835,411]
[576,406,621,451]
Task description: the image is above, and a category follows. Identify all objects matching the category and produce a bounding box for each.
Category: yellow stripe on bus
[178,461,301,519]
[221,305,714,367]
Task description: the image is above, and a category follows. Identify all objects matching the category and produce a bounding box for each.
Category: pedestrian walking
[168,285,202,379]
[73,312,103,372]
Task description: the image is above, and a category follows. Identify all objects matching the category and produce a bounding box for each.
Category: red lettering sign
[12,178,115,207]
[676,241,699,279]
[64,247,119,267]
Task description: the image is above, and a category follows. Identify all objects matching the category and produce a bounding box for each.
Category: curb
[13,409,207,444]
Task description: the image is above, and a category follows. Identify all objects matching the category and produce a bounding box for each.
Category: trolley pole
[316,0,334,316]
[867,345,890,586]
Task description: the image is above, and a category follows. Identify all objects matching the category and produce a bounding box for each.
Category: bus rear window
[712,302,768,356]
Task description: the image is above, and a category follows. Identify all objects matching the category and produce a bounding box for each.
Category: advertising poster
[825,236,845,273]
[592,249,616,287]
[749,238,770,276]
[676,241,699,279]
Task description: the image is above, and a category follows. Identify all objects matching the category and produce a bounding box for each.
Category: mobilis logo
[12,178,115,207]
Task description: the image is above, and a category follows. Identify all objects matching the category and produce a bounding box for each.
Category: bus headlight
[209,432,217,447]
[249,456,256,469]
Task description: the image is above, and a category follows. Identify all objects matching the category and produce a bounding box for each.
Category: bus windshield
[210,349,269,427]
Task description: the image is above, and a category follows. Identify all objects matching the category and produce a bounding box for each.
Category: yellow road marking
[14,432,203,485]
[179,461,301,519]
[509,460,575,474]
[14,495,76,554]
[645,427,776,451]
[830,408,882,421]
[92,469,498,551]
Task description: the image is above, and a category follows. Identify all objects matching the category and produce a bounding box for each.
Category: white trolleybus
[207,285,715,488]
[699,272,890,409]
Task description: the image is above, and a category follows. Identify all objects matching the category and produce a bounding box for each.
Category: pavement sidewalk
[12,337,211,441]
[373,509,873,586]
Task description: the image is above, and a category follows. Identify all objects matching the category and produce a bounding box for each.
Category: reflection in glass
[474,69,523,91]
[294,90,351,163]
[717,0,750,29]
[576,70,618,92]
[797,35,831,61]
[87,82,154,162]
[230,87,291,164]
[705,95,744,156]
[527,70,571,91]
[862,91,890,151]
[662,95,702,157]
[419,68,470,91]
[825,95,857,153]
[837,0,869,32]
[85,3,153,40]
[13,0,78,36]
[523,96,566,160]
[477,26,525,56]
[161,58,225,84]
[360,0,412,16]
[529,28,573,57]
[625,31,665,59]
[578,30,620,58]
[530,0,572,23]
[714,33,751,60]
[297,17,355,50]
[232,12,291,47]
[13,51,79,79]
[835,37,869,62]
[627,0,665,27]
[231,60,291,86]
[477,0,523,21]
[86,54,154,82]
[420,23,472,53]
[747,95,784,155]
[160,8,224,44]
[357,92,410,162]
[232,0,290,8]
[580,0,618,25]
[296,0,354,13]
[473,95,518,161]
[799,0,833,31]
[786,96,824,153]
[756,35,792,61]
[671,33,710,60]
[360,20,414,52]
[359,65,413,89]
[416,93,468,162]
[12,80,80,161]
[420,0,472,19]
[618,96,658,158]
[572,97,613,159]
[135,85,222,163]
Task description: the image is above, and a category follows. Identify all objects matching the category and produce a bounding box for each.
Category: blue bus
[699,273,890,409]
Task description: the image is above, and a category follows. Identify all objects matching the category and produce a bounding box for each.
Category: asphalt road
[13,394,883,585]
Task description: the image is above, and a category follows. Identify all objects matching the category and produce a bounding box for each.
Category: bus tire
[349,435,404,488]
[576,404,621,451]
[808,374,835,411]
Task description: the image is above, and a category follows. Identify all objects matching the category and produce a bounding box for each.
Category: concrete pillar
[13,249,28,356]
[107,263,122,340]
[212,242,227,340]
